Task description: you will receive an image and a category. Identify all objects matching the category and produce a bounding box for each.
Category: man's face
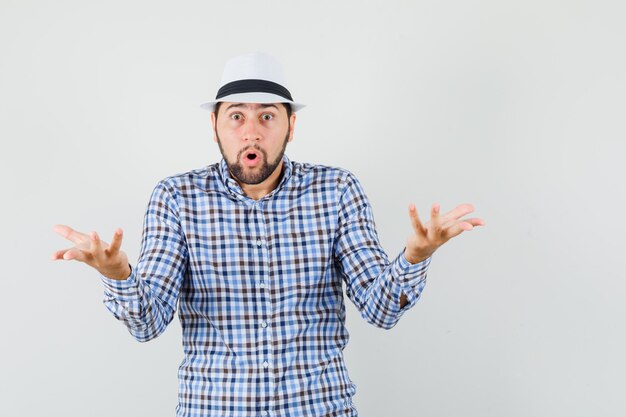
[211,102,296,185]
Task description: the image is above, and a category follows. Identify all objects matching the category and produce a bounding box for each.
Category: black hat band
[215,79,294,101]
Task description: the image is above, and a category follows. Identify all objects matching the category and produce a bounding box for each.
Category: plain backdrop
[1,1,625,416]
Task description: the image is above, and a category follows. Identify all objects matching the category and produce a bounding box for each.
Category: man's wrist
[102,263,132,281]
[403,248,430,265]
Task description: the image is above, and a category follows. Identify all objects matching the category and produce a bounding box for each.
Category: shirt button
[263,361,269,369]
[260,320,268,328]
[256,238,263,246]
[259,281,265,288]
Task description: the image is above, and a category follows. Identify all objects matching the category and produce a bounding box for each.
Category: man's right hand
[51,225,132,281]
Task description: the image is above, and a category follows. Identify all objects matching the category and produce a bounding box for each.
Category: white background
[1,0,625,416]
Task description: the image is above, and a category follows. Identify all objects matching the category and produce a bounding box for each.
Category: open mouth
[242,149,262,166]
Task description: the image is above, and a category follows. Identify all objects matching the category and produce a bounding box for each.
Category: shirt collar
[218,153,293,201]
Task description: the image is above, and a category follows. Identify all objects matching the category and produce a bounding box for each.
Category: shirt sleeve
[99,180,188,342]
[333,172,431,330]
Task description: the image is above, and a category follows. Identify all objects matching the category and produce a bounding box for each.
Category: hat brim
[200,92,306,112]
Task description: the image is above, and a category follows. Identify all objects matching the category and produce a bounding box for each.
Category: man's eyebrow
[225,103,279,111]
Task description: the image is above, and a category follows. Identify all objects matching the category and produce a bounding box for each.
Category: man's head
[202,52,304,189]
[211,101,296,185]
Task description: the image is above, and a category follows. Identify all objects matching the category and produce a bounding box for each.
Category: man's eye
[262,114,273,121]
[231,114,242,120]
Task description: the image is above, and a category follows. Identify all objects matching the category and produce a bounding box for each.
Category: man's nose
[242,118,262,141]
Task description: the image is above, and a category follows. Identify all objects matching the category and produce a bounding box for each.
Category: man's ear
[287,113,296,143]
[210,111,218,143]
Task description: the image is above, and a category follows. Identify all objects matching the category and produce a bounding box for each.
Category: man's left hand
[404,203,485,264]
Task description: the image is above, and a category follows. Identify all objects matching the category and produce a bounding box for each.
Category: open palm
[404,203,485,264]
[51,225,131,280]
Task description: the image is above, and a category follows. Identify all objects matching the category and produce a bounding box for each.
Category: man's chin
[230,163,272,185]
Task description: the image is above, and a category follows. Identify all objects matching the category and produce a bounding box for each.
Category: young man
[52,52,484,417]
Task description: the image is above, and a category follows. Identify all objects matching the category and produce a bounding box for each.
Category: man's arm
[99,180,188,342]
[52,179,186,343]
[333,171,431,330]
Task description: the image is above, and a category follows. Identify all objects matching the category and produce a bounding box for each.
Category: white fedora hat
[200,52,306,112]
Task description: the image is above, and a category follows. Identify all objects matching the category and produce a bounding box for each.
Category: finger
[448,218,486,235]
[408,204,425,235]
[51,248,72,260]
[443,216,485,229]
[53,224,89,245]
[62,248,90,262]
[443,221,474,240]
[90,231,104,259]
[462,217,486,227]
[430,203,442,228]
[106,228,124,256]
[441,203,475,223]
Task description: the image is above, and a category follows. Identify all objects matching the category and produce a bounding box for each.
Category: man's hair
[213,102,293,121]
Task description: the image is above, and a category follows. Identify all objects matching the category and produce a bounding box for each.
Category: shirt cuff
[393,248,431,285]
[100,264,138,301]
[390,249,431,311]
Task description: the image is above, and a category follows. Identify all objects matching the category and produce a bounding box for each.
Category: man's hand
[404,203,485,264]
[51,225,131,280]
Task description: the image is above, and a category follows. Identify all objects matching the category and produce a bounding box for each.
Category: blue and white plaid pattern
[100,153,431,417]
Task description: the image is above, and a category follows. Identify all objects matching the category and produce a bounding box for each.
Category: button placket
[252,200,275,407]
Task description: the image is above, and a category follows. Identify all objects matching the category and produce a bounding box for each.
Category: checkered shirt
[100,153,431,417]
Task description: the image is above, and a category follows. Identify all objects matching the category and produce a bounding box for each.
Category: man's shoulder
[290,159,357,186]
[290,160,365,196]
[152,163,220,192]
